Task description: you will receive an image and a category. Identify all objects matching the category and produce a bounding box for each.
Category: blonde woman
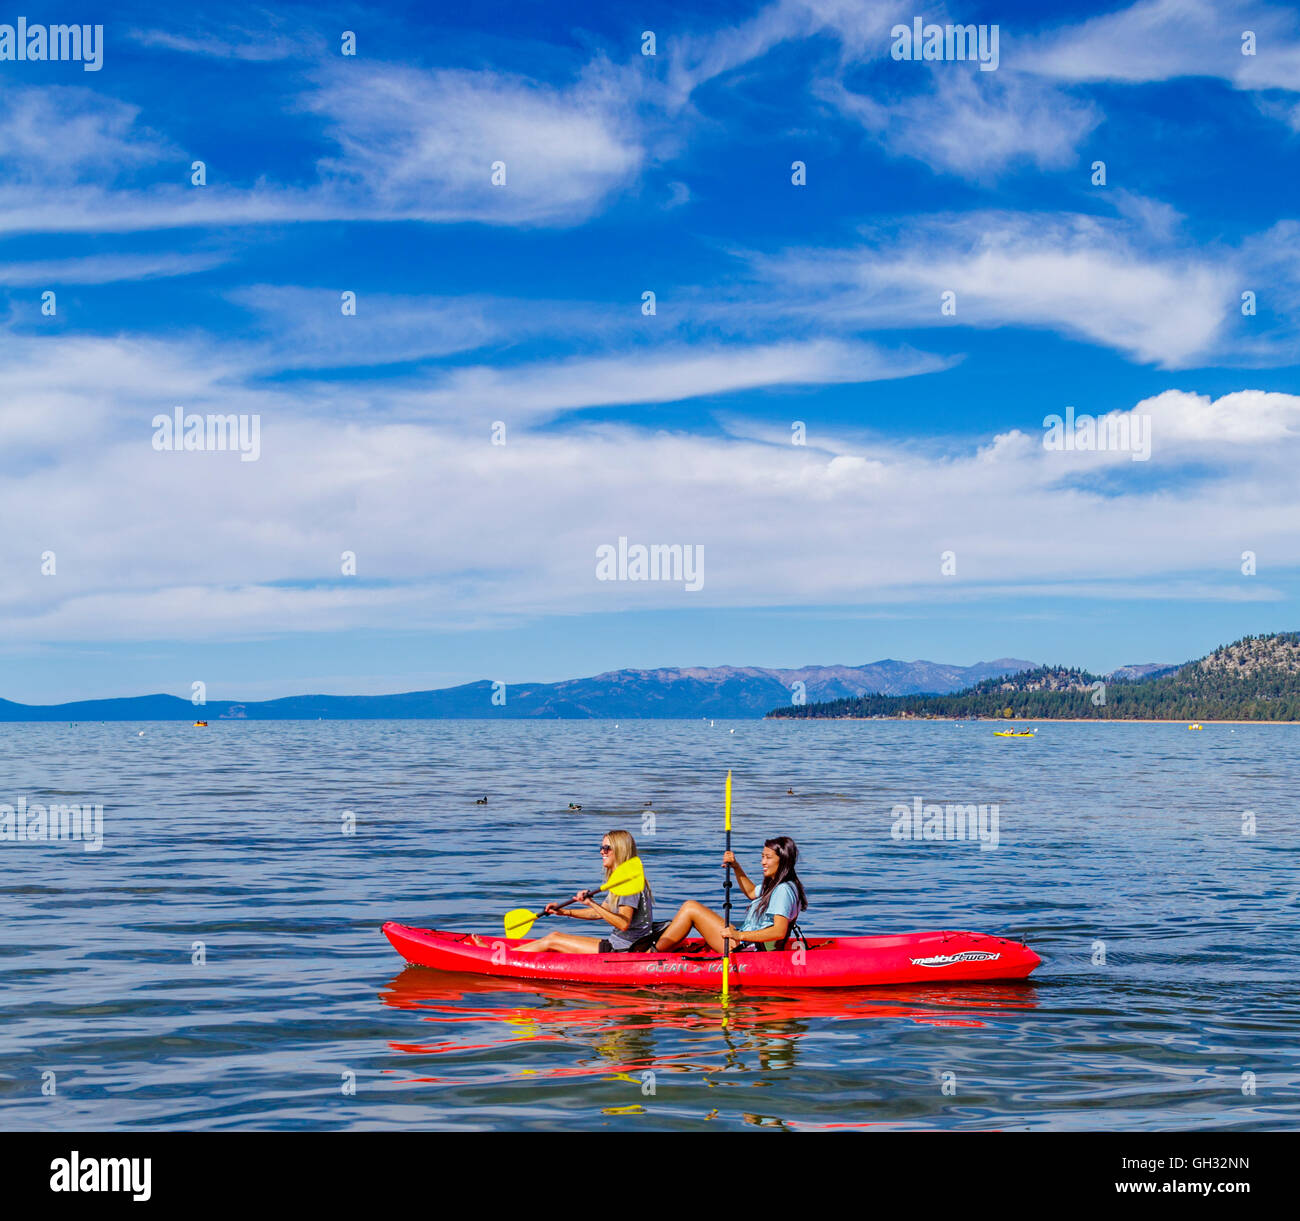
[514,829,656,954]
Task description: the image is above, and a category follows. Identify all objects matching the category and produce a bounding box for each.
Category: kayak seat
[781,922,810,953]
[740,922,809,953]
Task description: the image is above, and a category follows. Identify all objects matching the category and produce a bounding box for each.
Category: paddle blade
[503,908,538,938]
[602,856,645,896]
[725,770,732,832]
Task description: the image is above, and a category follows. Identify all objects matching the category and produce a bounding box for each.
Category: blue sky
[3,0,1300,702]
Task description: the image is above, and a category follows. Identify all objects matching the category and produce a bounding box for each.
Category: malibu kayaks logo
[910,951,1001,967]
[0,18,103,70]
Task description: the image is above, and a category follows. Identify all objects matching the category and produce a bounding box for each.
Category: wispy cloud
[302,60,648,226]
[822,72,1100,179]
[1,0,1295,674]
[407,339,953,419]
[130,11,321,61]
[749,208,1249,367]
[2,333,1298,642]
[0,87,172,185]
[664,0,896,104]
[228,286,508,370]
[0,57,649,234]
[0,251,225,286]
[1024,0,1300,94]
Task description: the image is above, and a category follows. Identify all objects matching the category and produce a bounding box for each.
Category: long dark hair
[753,836,808,919]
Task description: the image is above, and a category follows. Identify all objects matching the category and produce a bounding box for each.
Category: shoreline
[771,716,1300,725]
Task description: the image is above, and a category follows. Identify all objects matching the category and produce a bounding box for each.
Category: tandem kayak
[382,922,1041,989]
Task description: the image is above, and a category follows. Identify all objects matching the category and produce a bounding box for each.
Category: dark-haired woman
[653,836,808,953]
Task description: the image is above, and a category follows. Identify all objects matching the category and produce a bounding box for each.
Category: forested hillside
[768,634,1300,721]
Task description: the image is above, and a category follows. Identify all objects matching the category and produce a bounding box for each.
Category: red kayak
[382,922,1041,989]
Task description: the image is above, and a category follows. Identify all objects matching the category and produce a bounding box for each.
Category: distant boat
[994,728,1035,737]
[1188,723,1203,730]
[193,721,208,727]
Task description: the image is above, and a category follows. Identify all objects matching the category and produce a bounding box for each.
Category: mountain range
[0,658,1048,721]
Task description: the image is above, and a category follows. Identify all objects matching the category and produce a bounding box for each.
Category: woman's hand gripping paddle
[502,856,645,939]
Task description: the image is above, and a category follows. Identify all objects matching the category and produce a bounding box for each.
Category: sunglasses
[600,844,613,853]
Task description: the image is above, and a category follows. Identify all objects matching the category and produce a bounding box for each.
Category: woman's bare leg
[513,931,604,954]
[654,900,728,952]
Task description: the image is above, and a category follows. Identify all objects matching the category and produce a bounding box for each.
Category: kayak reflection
[379,967,1040,1085]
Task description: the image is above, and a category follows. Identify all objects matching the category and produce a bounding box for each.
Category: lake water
[1,719,1297,1131]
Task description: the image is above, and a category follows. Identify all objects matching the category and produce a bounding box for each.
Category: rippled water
[1,719,1297,1131]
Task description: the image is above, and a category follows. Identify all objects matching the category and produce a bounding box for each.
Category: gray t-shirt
[601,886,653,950]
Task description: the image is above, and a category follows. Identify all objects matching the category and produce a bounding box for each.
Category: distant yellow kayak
[1188,723,1203,730]
[193,721,208,727]
[994,729,1035,737]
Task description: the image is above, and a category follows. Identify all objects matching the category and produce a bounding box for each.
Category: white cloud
[407,339,953,418]
[130,16,317,62]
[2,336,1298,643]
[751,209,1240,367]
[823,72,1100,179]
[1135,387,1300,444]
[224,285,647,374]
[1025,0,1300,94]
[0,305,951,479]
[0,58,647,234]
[302,61,646,226]
[1256,94,1300,129]
[665,0,1098,179]
[0,88,172,185]
[0,183,355,236]
[228,286,505,370]
[665,0,897,103]
[0,252,224,285]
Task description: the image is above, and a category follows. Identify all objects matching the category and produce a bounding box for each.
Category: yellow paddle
[722,770,732,999]
[503,856,646,939]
